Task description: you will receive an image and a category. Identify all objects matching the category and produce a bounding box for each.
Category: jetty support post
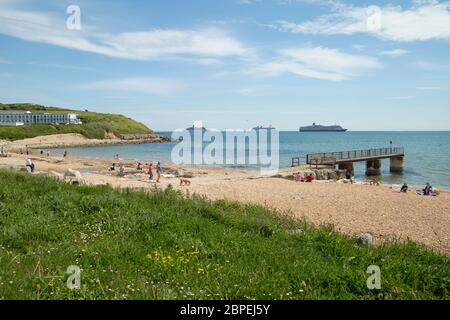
[366,159,382,176]
[338,162,354,175]
[390,156,404,173]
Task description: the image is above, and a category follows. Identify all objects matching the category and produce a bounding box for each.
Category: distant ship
[299,123,347,132]
[253,125,276,131]
[186,125,207,131]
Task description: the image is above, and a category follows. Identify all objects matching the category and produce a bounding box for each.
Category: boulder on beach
[63,169,83,185]
[356,233,374,247]
[64,168,82,179]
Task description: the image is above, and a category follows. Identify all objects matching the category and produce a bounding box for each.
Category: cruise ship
[253,125,276,131]
[299,123,347,132]
[186,125,207,132]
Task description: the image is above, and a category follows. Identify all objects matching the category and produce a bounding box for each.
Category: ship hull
[300,129,348,132]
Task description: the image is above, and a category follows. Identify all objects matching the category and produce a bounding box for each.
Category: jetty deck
[292,147,405,175]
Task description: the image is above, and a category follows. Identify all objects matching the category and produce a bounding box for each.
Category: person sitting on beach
[294,172,301,182]
[109,163,116,171]
[148,163,154,180]
[25,158,35,173]
[63,151,68,157]
[423,183,432,195]
[400,183,408,193]
[306,174,315,183]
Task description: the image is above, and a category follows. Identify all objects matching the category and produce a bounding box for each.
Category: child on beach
[148,163,154,180]
[156,161,161,183]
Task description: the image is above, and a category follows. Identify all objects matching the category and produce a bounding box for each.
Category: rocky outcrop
[119,134,173,142]
[286,168,346,181]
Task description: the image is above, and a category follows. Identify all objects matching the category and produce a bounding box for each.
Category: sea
[52,131,450,190]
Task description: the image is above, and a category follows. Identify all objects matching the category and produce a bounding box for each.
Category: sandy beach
[1,140,449,255]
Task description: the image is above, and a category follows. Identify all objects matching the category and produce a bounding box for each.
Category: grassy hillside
[0,103,152,140]
[0,170,448,300]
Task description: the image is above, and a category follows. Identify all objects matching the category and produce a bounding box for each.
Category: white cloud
[250,46,381,81]
[275,1,450,42]
[0,4,247,62]
[379,49,409,57]
[85,77,184,95]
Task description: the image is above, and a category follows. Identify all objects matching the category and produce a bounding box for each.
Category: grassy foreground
[0,103,152,140]
[0,170,448,300]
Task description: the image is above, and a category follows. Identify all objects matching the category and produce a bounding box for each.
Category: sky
[0,0,449,131]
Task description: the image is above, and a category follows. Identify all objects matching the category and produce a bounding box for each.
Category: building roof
[0,110,31,114]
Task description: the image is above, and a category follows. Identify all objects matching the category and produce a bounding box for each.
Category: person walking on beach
[148,162,154,180]
[156,161,161,183]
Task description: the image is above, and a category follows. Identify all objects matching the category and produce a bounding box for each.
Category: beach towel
[416,190,439,196]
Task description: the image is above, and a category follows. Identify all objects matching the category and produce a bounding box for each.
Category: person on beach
[156,161,161,183]
[423,183,432,195]
[400,183,408,193]
[25,158,35,173]
[345,170,352,180]
[306,174,314,183]
[137,162,142,171]
[63,151,68,157]
[119,165,125,177]
[109,163,116,171]
[148,162,154,180]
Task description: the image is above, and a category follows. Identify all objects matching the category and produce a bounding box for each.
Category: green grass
[0,170,448,300]
[0,103,152,140]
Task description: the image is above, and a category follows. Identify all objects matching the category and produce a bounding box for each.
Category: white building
[0,111,82,126]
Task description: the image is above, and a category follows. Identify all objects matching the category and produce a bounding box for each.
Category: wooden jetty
[292,147,405,176]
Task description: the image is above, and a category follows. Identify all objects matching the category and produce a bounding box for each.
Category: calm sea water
[52,131,450,190]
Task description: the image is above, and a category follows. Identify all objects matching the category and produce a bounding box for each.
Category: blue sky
[0,0,449,131]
